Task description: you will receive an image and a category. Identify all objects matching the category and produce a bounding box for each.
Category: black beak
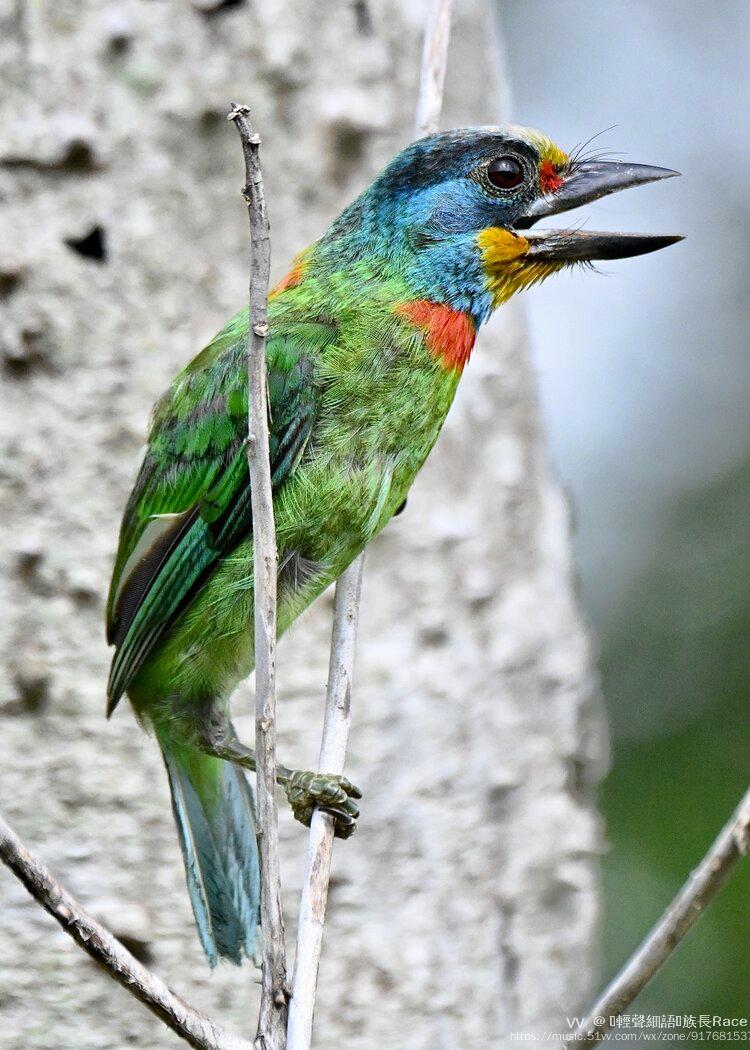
[515,159,683,261]
[524,228,683,262]
[518,160,680,226]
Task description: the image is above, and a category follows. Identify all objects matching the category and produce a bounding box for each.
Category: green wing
[105,310,335,714]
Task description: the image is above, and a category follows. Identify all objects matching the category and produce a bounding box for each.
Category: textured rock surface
[0,1,606,1047]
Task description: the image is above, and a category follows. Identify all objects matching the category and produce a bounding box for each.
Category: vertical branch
[414,0,453,138]
[287,4,453,1048]
[286,558,364,1050]
[228,103,288,1050]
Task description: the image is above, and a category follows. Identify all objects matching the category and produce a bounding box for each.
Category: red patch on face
[269,256,307,298]
[539,160,565,194]
[396,300,476,372]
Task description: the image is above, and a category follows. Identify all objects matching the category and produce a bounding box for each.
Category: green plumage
[106,125,677,964]
[107,264,457,719]
[106,245,460,966]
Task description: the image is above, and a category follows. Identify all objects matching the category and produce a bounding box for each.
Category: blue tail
[160,736,260,966]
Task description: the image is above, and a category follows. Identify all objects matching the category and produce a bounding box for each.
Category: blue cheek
[403,180,517,237]
[398,183,504,324]
[410,237,494,326]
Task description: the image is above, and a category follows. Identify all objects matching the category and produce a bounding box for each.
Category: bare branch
[228,102,288,1050]
[568,785,750,1044]
[287,4,453,1047]
[287,557,364,1050]
[0,813,253,1050]
[414,0,453,139]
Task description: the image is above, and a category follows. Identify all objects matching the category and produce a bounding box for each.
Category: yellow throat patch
[477,226,566,307]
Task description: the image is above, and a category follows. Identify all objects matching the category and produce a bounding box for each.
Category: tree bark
[0,1,606,1047]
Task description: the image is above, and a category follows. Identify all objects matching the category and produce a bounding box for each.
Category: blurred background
[501,0,750,1020]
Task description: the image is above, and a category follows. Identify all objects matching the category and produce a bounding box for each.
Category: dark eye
[487,156,525,190]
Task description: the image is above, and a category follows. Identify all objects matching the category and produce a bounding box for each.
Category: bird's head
[329,125,681,324]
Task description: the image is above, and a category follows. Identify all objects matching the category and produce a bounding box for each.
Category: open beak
[515,160,683,261]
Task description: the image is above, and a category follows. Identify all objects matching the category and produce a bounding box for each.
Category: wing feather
[105,315,332,713]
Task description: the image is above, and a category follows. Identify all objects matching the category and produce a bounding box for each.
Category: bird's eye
[487,156,525,190]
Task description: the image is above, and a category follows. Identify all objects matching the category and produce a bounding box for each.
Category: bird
[105,124,681,966]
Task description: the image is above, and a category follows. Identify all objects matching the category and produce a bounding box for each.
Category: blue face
[318,128,561,321]
[319,129,557,322]
[390,134,548,243]
[379,130,554,321]
[325,127,556,252]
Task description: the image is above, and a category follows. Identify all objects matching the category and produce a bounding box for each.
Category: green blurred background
[501,0,750,1017]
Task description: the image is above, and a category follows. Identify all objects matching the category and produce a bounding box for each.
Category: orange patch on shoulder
[539,159,565,194]
[269,252,308,298]
[396,300,476,372]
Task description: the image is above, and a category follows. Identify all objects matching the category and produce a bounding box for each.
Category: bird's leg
[197,722,361,839]
[284,768,361,840]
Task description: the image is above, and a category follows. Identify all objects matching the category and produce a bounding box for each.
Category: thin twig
[286,557,364,1050]
[568,785,750,1044]
[0,813,252,1050]
[286,5,453,1047]
[228,102,288,1050]
[414,0,453,139]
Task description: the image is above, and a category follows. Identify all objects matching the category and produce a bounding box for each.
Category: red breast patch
[396,300,476,372]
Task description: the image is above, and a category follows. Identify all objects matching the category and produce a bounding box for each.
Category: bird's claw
[285,770,362,840]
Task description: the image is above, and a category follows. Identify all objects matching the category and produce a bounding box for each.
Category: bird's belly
[132,383,454,706]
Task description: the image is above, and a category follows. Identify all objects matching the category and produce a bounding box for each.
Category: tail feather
[161,739,260,966]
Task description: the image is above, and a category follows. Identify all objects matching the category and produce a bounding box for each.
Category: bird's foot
[284,770,362,840]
